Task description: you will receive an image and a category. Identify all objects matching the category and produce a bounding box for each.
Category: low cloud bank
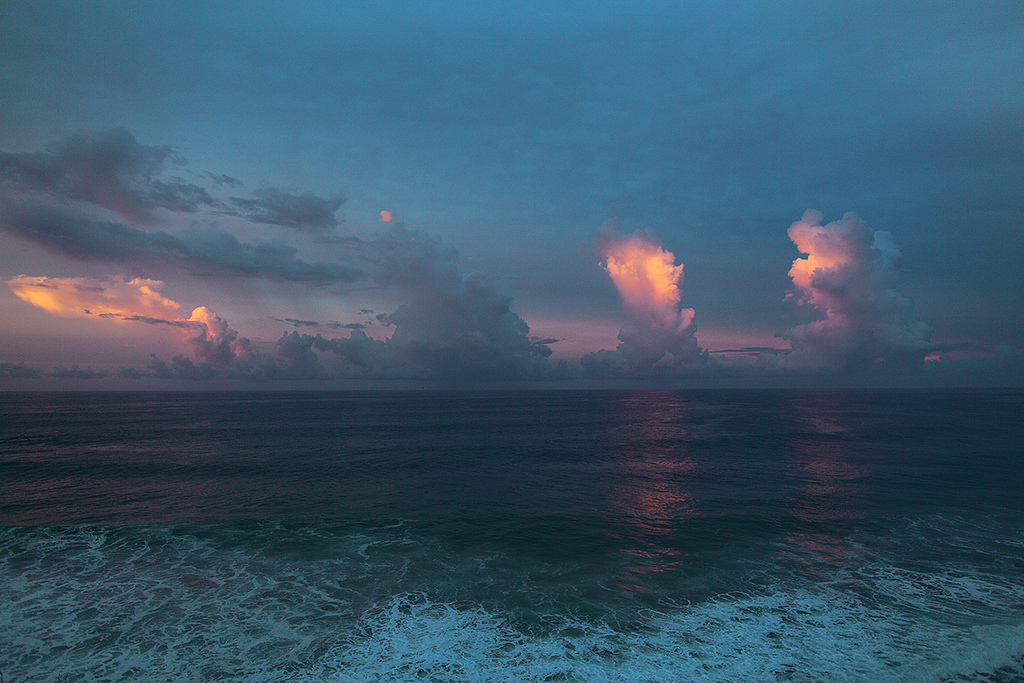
[3,222,566,382]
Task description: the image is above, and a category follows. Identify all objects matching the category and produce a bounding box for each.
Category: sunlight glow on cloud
[1,121,1015,385]
[778,210,946,370]
[5,275,257,376]
[583,226,704,377]
[787,212,853,294]
[599,230,693,334]
[5,275,184,320]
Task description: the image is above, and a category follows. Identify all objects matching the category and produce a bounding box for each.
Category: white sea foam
[2,524,1022,683]
[310,589,1024,683]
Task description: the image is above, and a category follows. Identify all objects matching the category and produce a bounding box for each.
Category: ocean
[1,389,1022,682]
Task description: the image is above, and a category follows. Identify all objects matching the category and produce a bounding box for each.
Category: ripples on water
[1,390,1022,681]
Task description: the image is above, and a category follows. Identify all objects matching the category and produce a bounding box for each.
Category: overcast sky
[1,0,1021,388]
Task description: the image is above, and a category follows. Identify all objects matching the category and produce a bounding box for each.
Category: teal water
[1,390,1022,681]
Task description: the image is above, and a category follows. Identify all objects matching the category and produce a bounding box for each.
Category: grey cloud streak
[230,188,345,231]
[1,129,347,230]
[0,131,364,285]
[0,129,220,222]
[0,206,365,284]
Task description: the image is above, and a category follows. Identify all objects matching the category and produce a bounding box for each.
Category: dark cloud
[0,132,365,287]
[0,151,62,187]
[274,317,320,328]
[204,224,568,381]
[367,224,557,380]
[711,347,787,355]
[0,205,365,284]
[49,365,109,379]
[0,362,42,379]
[271,331,325,380]
[145,179,221,213]
[207,173,242,187]
[0,129,222,221]
[147,354,218,381]
[310,331,390,374]
[230,188,345,231]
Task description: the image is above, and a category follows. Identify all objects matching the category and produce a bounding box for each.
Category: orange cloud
[778,210,947,371]
[787,210,855,291]
[599,231,693,333]
[584,227,704,376]
[6,274,257,372]
[379,210,393,223]
[5,275,184,320]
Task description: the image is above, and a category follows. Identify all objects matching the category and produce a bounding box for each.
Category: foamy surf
[2,518,1021,682]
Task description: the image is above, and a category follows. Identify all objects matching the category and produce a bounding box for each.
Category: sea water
[1,390,1021,682]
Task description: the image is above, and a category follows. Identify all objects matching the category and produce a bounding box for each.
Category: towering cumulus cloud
[583,225,704,377]
[779,210,941,371]
[278,224,560,381]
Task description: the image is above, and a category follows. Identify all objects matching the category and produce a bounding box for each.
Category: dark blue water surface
[1,390,1022,681]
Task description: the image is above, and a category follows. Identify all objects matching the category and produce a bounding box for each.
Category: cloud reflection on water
[783,392,869,573]
[604,392,699,597]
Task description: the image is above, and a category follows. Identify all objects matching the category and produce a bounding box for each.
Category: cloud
[0,129,220,221]
[0,206,365,284]
[776,210,948,371]
[274,317,321,328]
[2,208,565,382]
[255,224,565,381]
[310,331,391,373]
[230,188,345,231]
[0,132,364,284]
[6,274,184,320]
[5,275,259,376]
[145,354,218,381]
[49,365,109,380]
[183,306,257,372]
[3,232,564,381]
[368,223,558,380]
[0,362,41,379]
[582,224,705,377]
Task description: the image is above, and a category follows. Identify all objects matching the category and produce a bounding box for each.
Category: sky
[1,0,1022,388]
